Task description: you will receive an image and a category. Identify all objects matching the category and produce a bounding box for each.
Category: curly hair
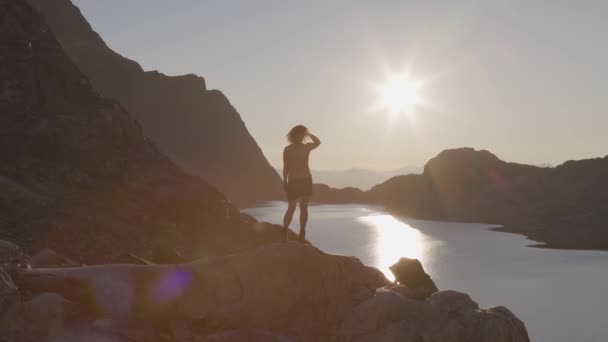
[286,125,309,144]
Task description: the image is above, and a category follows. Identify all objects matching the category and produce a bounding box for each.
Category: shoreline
[246,200,608,252]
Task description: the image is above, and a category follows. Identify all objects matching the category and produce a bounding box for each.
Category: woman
[282,125,321,242]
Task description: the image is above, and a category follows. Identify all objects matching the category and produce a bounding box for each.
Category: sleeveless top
[283,143,315,181]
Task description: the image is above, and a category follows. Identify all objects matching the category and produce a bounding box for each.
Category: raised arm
[306,133,321,150]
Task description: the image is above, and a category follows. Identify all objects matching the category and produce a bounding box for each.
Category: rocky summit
[25,0,284,206]
[0,0,287,263]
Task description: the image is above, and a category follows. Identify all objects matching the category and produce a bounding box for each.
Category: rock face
[0,0,287,262]
[25,0,283,206]
[11,243,529,342]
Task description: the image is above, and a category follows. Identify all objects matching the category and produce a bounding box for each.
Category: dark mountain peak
[0,0,97,111]
[0,0,285,262]
[26,0,107,49]
[27,0,283,205]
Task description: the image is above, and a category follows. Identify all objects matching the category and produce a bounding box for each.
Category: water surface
[244,202,608,342]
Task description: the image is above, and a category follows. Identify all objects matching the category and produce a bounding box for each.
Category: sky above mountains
[73,0,608,170]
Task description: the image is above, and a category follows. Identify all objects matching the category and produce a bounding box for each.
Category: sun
[374,72,424,116]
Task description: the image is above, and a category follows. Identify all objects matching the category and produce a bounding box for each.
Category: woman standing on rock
[282,125,321,243]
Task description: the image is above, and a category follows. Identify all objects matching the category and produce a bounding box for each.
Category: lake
[244,202,608,342]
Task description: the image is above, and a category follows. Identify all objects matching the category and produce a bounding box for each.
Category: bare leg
[298,197,309,242]
[283,200,297,242]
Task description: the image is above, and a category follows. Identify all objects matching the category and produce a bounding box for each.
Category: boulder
[336,288,529,342]
[389,257,438,298]
[429,290,479,317]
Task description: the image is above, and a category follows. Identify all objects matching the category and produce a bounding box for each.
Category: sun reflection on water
[358,214,424,281]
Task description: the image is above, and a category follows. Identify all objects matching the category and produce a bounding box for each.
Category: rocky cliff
[0,0,287,263]
[25,0,284,206]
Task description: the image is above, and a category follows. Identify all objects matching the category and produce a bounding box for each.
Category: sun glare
[358,214,424,281]
[374,71,425,117]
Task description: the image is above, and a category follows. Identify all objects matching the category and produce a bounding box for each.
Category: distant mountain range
[274,166,422,190]
[313,148,608,250]
[26,0,283,206]
[311,166,422,190]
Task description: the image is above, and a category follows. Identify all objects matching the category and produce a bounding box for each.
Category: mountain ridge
[0,0,287,262]
[26,0,284,206]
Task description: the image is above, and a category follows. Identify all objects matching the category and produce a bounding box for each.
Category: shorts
[286,177,313,201]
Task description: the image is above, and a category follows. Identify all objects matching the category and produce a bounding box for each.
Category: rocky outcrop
[6,242,529,342]
[368,148,546,222]
[314,147,608,250]
[0,0,290,262]
[25,0,283,206]
[336,288,529,342]
[369,148,608,249]
[389,258,438,299]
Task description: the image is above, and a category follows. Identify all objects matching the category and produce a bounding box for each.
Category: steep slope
[26,0,283,206]
[0,0,285,263]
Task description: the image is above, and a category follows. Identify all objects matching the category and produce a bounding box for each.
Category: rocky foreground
[1,240,529,342]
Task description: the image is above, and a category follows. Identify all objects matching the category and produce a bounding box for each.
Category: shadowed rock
[12,243,529,341]
[26,0,284,206]
[389,257,438,299]
[337,287,529,342]
[0,268,23,341]
[0,0,289,263]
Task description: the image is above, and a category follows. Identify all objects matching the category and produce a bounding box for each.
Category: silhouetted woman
[283,125,321,242]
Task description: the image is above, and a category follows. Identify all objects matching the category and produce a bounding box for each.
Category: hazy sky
[73,0,607,170]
